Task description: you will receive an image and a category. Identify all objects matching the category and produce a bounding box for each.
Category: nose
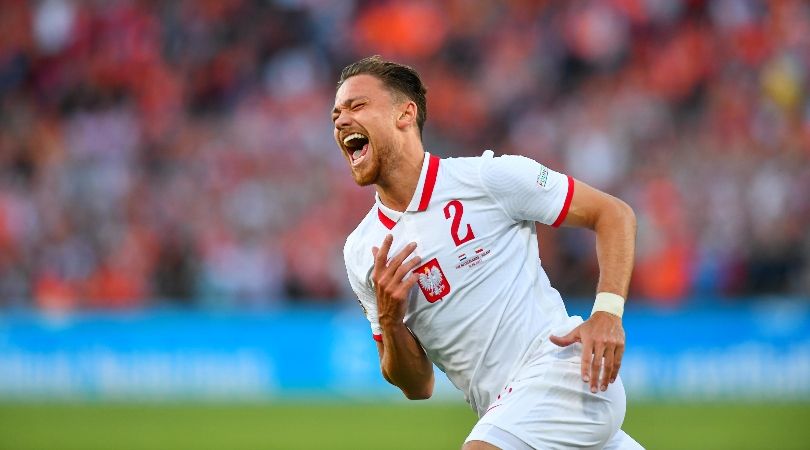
[334,109,351,129]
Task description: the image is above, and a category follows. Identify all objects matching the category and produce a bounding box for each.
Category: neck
[376,142,425,212]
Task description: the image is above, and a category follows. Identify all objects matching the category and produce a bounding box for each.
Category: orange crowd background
[0,0,808,311]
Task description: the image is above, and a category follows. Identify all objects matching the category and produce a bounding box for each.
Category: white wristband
[591,292,625,318]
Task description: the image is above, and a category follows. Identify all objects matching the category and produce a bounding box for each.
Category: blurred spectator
[0,0,808,311]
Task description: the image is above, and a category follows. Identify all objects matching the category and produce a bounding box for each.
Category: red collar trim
[377,207,396,230]
[375,153,440,229]
[417,154,440,211]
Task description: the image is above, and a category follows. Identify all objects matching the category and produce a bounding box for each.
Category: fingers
[594,343,623,391]
[549,329,580,347]
[394,253,422,282]
[610,345,624,384]
[583,340,623,392]
[371,235,419,295]
[372,235,416,270]
[576,314,626,393]
[601,346,615,392]
[375,234,393,266]
[580,338,593,386]
[388,242,417,271]
[395,272,420,297]
[589,343,605,393]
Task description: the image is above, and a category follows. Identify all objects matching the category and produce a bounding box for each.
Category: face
[332,74,400,186]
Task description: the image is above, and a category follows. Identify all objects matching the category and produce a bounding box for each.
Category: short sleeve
[479,153,574,227]
[344,241,383,342]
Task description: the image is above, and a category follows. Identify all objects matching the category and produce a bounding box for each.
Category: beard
[350,145,379,186]
[351,162,378,186]
[350,138,397,187]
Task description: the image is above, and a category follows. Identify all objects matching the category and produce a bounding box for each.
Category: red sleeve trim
[377,208,396,229]
[551,175,574,228]
[417,154,440,211]
[372,333,382,342]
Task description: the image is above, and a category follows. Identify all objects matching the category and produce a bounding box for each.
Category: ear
[395,101,418,131]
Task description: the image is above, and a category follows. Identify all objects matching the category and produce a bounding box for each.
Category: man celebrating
[336,56,643,450]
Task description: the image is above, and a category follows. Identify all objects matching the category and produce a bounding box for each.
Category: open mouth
[342,132,370,165]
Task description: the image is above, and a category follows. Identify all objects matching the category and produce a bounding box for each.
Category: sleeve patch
[536,166,550,189]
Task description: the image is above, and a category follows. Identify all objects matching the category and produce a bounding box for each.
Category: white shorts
[465,343,643,449]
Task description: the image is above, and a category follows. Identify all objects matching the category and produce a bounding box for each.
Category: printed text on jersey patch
[536,165,549,188]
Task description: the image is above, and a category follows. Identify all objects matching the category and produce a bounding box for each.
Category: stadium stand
[0,0,808,311]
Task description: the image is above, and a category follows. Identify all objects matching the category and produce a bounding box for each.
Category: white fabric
[466,424,533,450]
[603,430,645,450]
[479,153,571,225]
[344,150,576,416]
[467,340,642,449]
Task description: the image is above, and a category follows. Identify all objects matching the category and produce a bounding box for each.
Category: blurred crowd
[0,0,808,311]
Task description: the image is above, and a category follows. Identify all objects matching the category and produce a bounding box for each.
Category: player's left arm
[548,178,637,394]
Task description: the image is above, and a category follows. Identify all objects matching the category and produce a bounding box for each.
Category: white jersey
[343,150,583,416]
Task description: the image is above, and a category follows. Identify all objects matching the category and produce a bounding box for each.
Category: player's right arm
[371,234,435,400]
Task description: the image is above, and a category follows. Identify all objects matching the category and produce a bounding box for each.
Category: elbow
[402,384,433,400]
[620,199,637,232]
[383,368,434,400]
[404,391,432,400]
[610,197,636,235]
[594,196,636,234]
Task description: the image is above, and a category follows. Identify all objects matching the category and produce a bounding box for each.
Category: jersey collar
[376,152,440,229]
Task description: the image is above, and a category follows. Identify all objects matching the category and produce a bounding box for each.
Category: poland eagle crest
[413,258,450,303]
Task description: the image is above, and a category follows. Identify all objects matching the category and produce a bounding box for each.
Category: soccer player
[336,56,643,450]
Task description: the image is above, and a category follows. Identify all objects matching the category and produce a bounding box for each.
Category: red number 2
[443,200,475,246]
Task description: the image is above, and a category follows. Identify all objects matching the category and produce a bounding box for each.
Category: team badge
[414,258,450,303]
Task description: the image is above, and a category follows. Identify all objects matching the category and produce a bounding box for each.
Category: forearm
[378,319,435,400]
[554,180,632,391]
[593,197,636,297]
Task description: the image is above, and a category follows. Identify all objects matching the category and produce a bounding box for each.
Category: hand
[549,311,625,393]
[371,234,422,327]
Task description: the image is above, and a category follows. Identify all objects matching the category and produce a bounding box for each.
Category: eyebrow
[331,96,369,116]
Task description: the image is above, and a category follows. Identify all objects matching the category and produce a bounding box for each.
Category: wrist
[591,292,625,318]
[378,314,405,330]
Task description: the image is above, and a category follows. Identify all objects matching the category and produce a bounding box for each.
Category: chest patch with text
[455,246,492,270]
[413,258,450,303]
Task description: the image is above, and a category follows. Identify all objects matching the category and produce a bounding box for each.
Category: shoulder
[344,208,376,259]
[441,150,494,172]
[343,206,380,281]
[436,151,555,205]
[436,150,497,190]
[478,151,559,188]
[441,150,546,180]
[481,152,546,174]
